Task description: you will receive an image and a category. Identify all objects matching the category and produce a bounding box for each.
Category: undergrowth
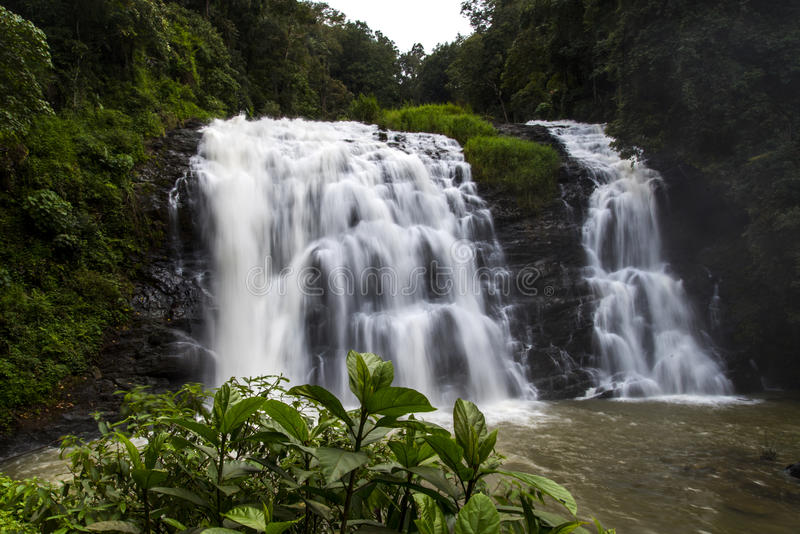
[0,351,615,534]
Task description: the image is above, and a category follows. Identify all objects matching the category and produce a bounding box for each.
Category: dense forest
[1,0,798,426]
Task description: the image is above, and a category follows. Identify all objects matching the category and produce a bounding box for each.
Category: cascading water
[529,120,731,397]
[192,116,530,404]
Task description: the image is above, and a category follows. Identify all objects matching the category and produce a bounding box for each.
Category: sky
[322,0,473,53]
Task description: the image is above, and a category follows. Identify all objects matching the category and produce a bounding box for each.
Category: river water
[493,394,800,533]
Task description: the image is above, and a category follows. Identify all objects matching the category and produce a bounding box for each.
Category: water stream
[192,117,529,404]
[529,121,731,397]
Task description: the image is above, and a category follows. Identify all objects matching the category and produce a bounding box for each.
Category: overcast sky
[323,0,473,53]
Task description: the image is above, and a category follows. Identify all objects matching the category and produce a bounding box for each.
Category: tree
[0,6,52,148]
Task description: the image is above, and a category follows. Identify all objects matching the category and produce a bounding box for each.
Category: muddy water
[2,394,798,533]
[492,394,800,533]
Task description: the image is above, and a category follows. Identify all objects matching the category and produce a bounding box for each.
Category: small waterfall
[529,120,731,397]
[191,116,529,404]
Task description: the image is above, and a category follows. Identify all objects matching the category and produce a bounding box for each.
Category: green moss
[464,135,560,211]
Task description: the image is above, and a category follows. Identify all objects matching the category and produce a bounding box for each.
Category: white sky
[322,0,473,53]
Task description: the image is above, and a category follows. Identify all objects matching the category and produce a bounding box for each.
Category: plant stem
[340,411,367,534]
[216,434,226,524]
[396,472,414,532]
[143,489,151,534]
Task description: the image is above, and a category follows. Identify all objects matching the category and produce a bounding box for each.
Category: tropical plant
[2,351,614,534]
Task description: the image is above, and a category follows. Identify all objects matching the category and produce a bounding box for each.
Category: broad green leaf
[365,387,435,417]
[425,434,464,475]
[201,529,242,534]
[302,498,333,521]
[224,505,267,531]
[478,429,497,464]
[550,521,588,534]
[453,399,486,467]
[289,384,353,425]
[454,494,500,534]
[497,470,578,516]
[212,384,240,428]
[222,459,262,480]
[413,494,449,534]
[263,399,309,443]
[151,486,210,508]
[143,432,167,469]
[166,417,220,446]
[86,521,141,533]
[405,465,462,500]
[131,468,168,490]
[162,518,187,530]
[347,350,374,402]
[115,433,142,470]
[360,421,392,446]
[310,413,339,440]
[264,518,303,534]
[239,431,288,446]
[371,359,395,391]
[375,417,450,436]
[221,397,265,435]
[346,351,394,403]
[388,441,416,468]
[315,447,370,484]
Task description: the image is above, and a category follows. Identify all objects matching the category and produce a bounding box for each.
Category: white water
[192,117,529,404]
[529,120,731,397]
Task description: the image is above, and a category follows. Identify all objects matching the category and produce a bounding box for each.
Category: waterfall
[529,120,731,397]
[191,116,529,404]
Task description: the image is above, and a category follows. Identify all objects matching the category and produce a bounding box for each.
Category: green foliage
[378,104,560,212]
[380,104,496,145]
[22,189,76,236]
[348,94,381,124]
[464,136,560,210]
[0,6,53,147]
[0,352,610,534]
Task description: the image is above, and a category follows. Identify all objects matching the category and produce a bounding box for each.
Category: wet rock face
[117,119,211,390]
[786,463,800,479]
[488,124,598,399]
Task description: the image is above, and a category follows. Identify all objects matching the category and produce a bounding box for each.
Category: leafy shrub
[380,104,496,145]
[0,6,52,146]
[22,189,76,236]
[349,94,381,123]
[2,352,614,534]
[464,136,560,210]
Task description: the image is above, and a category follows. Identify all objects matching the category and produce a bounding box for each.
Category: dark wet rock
[488,123,598,399]
[786,463,800,479]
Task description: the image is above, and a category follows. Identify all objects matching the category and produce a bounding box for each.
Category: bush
[348,93,381,123]
[22,189,76,236]
[380,104,496,145]
[464,135,560,211]
[1,352,615,534]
